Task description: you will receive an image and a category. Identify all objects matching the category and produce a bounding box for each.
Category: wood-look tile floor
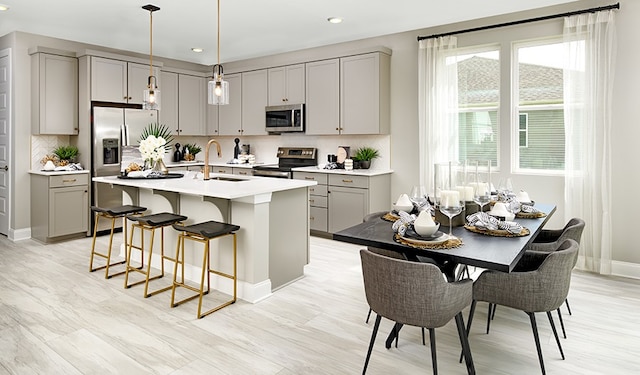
[0,234,638,374]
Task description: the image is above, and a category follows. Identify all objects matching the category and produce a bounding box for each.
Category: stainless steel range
[252,147,317,179]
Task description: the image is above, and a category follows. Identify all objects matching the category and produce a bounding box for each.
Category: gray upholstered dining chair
[467,239,579,375]
[360,249,473,374]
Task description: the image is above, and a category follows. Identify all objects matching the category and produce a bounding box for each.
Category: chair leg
[385,323,403,349]
[565,298,572,316]
[546,311,565,360]
[422,327,426,346]
[557,308,567,339]
[362,314,382,375]
[528,312,546,375]
[365,308,372,324]
[455,312,475,375]
[491,303,497,320]
[460,300,476,363]
[486,303,493,334]
[429,328,438,375]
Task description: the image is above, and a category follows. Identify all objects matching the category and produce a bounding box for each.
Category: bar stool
[171,220,240,318]
[124,212,188,298]
[89,205,147,279]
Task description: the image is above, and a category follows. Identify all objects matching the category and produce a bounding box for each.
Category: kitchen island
[93,172,317,303]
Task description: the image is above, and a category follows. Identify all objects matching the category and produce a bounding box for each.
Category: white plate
[401,229,449,244]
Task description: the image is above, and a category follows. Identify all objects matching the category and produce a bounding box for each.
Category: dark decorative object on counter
[234,138,240,159]
[173,143,182,162]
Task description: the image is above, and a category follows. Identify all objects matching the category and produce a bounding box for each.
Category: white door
[0,49,11,236]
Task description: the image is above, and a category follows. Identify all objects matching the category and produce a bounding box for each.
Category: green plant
[184,143,202,156]
[139,123,174,152]
[53,145,79,160]
[352,146,380,161]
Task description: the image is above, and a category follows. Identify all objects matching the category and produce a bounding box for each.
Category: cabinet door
[128,62,159,104]
[328,186,369,233]
[340,53,390,135]
[217,73,242,136]
[310,207,328,232]
[91,57,127,102]
[32,53,78,135]
[268,64,305,106]
[305,59,340,135]
[160,71,178,132]
[49,186,89,237]
[267,67,286,106]
[178,74,207,135]
[241,69,268,136]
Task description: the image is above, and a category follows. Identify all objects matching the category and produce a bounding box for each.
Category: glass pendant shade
[208,65,229,105]
[143,75,161,110]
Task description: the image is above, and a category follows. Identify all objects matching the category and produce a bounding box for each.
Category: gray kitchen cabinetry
[293,172,328,232]
[328,173,390,233]
[160,71,178,130]
[90,56,160,104]
[268,64,305,105]
[305,59,340,135]
[31,173,89,242]
[241,69,269,136]
[30,49,78,135]
[340,52,390,135]
[209,73,242,136]
[233,168,253,177]
[177,74,207,135]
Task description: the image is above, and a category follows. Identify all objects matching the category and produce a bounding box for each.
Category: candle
[456,185,474,201]
[440,190,461,207]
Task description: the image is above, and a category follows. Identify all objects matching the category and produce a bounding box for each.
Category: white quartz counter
[29,170,90,176]
[292,166,393,177]
[93,172,316,200]
[165,161,265,169]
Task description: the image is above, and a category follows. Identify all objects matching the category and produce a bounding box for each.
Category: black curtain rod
[417,2,620,41]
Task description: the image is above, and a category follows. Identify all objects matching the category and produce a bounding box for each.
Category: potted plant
[183,143,202,161]
[53,145,79,166]
[352,146,380,169]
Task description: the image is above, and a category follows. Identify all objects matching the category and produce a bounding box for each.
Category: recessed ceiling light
[191,48,204,53]
[327,17,343,24]
[0,4,9,11]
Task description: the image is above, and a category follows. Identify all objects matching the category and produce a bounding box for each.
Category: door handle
[1,166,7,171]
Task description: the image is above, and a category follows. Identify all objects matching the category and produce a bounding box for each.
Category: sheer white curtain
[418,37,459,195]
[563,10,616,274]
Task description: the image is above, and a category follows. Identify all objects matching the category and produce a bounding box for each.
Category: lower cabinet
[293,171,390,234]
[31,173,89,242]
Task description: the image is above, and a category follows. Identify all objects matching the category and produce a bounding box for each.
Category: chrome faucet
[203,139,222,180]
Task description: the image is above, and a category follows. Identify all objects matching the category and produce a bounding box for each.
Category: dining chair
[466,239,579,375]
[360,249,473,374]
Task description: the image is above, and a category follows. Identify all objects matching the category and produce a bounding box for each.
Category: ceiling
[0,0,578,66]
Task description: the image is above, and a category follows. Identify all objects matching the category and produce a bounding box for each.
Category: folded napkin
[54,163,84,171]
[126,170,153,178]
[520,205,541,214]
[466,212,523,234]
[392,211,416,236]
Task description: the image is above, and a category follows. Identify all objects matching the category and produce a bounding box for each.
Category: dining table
[332,203,556,375]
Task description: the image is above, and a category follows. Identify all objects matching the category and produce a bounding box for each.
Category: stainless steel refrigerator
[91,106,158,233]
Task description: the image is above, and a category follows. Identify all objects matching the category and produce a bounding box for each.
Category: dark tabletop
[333,204,556,274]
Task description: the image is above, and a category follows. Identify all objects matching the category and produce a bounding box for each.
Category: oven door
[252,166,292,179]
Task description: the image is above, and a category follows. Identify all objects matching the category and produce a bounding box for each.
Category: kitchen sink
[208,176,248,182]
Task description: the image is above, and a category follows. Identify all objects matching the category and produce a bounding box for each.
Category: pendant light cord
[217,0,221,66]
[149,9,154,77]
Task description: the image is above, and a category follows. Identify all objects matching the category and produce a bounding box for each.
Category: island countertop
[93,173,317,200]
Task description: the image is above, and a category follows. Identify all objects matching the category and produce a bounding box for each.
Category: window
[454,49,499,167]
[514,40,565,172]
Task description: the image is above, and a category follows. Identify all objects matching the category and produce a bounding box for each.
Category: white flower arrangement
[139,135,167,162]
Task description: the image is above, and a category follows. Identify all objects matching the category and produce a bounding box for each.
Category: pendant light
[208,0,229,105]
[142,4,161,110]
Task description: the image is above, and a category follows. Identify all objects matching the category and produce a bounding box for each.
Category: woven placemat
[464,224,530,237]
[383,212,400,222]
[394,233,463,250]
[516,211,547,219]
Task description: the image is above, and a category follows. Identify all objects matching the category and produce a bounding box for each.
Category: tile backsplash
[31,135,70,170]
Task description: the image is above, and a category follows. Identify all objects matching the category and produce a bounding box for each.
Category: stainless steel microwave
[265,104,304,133]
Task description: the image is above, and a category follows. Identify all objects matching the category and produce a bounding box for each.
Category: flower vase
[152,159,168,175]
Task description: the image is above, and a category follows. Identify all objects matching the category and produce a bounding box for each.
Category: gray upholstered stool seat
[89,205,147,279]
[171,220,240,318]
[124,212,188,298]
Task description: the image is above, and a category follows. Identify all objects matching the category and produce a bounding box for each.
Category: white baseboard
[611,260,640,280]
[9,228,31,241]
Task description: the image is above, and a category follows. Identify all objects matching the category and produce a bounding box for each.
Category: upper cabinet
[340,52,390,135]
[305,59,340,135]
[30,50,78,135]
[268,64,305,106]
[90,57,160,104]
[241,69,269,136]
[160,71,178,131]
[177,74,207,135]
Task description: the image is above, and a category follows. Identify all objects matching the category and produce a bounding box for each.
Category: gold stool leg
[89,213,101,272]
[89,213,127,278]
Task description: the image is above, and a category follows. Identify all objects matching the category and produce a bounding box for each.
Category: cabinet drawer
[308,195,327,208]
[329,174,368,188]
[293,172,327,184]
[49,174,88,188]
[308,184,328,196]
[310,207,328,232]
[233,168,253,176]
[213,166,233,174]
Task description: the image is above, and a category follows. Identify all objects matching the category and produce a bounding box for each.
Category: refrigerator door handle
[122,123,129,146]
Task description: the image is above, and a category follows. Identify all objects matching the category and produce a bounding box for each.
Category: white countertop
[93,172,316,200]
[292,166,393,177]
[29,169,90,176]
[165,161,265,169]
